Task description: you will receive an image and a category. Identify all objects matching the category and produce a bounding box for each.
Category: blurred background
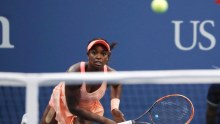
[0,0,219,123]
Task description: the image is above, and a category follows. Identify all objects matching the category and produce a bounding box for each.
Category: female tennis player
[41,38,125,124]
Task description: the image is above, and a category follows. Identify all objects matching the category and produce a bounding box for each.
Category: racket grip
[117,120,133,124]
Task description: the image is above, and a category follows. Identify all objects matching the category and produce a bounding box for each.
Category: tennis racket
[118,94,194,124]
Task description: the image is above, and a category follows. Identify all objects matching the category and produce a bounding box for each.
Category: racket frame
[134,94,195,124]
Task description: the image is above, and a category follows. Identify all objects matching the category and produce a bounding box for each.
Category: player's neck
[86,64,103,72]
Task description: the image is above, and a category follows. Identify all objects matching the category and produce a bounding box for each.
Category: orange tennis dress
[49,62,107,124]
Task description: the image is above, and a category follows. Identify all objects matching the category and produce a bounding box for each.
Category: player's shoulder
[67,62,81,72]
[107,65,116,72]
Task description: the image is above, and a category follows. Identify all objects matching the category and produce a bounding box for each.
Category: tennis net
[0,69,220,124]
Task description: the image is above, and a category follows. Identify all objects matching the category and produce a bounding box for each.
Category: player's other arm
[108,67,125,123]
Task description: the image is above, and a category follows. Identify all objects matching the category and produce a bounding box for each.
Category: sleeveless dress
[49,62,107,124]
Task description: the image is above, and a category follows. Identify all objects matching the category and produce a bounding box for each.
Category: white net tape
[0,69,220,124]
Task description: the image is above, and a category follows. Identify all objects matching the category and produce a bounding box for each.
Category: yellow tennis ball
[151,0,168,13]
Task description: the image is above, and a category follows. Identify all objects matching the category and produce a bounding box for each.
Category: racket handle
[118,120,133,124]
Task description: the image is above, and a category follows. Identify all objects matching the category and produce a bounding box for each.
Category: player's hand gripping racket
[118,94,194,124]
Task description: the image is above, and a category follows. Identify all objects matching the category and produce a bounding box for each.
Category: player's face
[88,44,110,70]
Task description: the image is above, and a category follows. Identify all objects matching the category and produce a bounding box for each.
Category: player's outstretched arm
[110,83,125,123]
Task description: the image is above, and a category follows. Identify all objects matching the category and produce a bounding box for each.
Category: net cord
[0,69,220,124]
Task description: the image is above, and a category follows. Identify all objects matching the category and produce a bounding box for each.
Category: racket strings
[149,96,192,123]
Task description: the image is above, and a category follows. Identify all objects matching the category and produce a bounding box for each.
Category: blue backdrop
[0,0,219,124]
